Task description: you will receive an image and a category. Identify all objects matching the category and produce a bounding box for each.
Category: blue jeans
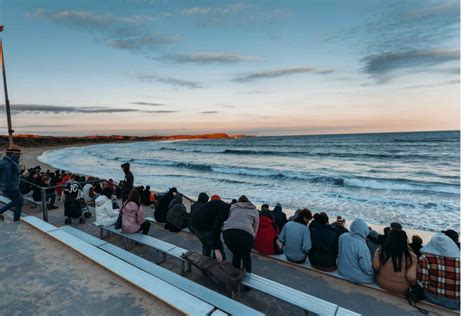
[0,189,24,221]
[425,290,460,310]
[191,227,226,260]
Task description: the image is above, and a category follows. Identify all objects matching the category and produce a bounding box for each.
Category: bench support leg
[99,227,104,239]
[180,261,185,276]
[303,310,309,316]
[123,237,129,250]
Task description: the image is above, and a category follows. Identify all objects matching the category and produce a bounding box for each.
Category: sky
[0,0,460,136]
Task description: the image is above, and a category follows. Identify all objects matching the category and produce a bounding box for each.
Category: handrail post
[40,187,48,222]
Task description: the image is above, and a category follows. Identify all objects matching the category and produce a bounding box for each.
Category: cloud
[33,9,176,52]
[2,104,175,114]
[130,102,164,106]
[362,48,460,80]
[106,33,179,51]
[33,9,146,33]
[233,67,335,82]
[179,3,253,16]
[162,52,260,64]
[201,111,219,114]
[138,75,202,88]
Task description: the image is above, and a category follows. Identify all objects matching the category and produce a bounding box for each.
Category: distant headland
[0,133,254,148]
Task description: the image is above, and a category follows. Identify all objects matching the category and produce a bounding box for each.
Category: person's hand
[215,249,223,262]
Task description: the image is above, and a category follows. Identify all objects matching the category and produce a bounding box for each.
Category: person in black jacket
[308,212,338,271]
[154,187,177,223]
[272,203,288,231]
[330,216,349,238]
[141,185,153,206]
[120,162,134,202]
[189,192,209,229]
[191,195,230,262]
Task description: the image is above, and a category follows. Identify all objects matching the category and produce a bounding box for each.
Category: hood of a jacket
[234,201,256,210]
[169,193,183,207]
[350,218,369,239]
[121,162,130,173]
[259,215,273,227]
[198,192,209,203]
[95,195,109,207]
[421,233,460,258]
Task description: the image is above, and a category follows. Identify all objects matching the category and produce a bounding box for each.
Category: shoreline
[23,144,438,242]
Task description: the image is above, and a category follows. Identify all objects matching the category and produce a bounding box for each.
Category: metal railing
[19,178,110,222]
[17,174,198,223]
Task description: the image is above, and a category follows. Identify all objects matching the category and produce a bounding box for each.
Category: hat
[6,144,21,154]
[390,222,403,230]
[442,229,459,242]
[210,195,221,201]
[336,216,346,225]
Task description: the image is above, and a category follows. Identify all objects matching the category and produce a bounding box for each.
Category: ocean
[38,130,460,232]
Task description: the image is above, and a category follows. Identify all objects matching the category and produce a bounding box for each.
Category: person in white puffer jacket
[94,187,120,226]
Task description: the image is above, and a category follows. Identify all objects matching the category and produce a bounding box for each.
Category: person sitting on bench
[122,189,150,235]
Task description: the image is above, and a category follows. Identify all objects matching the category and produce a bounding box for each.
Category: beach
[23,143,438,242]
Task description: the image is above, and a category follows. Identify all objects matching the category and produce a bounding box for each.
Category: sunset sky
[0,0,460,136]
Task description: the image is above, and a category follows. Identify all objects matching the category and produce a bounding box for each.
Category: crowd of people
[153,185,461,310]
[0,152,461,310]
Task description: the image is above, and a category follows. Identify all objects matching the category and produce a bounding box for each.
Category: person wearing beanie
[210,194,221,201]
[0,145,24,221]
[120,162,134,202]
[330,215,349,238]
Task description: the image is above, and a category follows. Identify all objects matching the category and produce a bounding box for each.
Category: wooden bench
[95,224,191,275]
[21,216,218,315]
[62,226,264,316]
[241,273,360,316]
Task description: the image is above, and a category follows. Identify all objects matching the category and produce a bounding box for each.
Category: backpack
[405,284,428,314]
[182,251,246,292]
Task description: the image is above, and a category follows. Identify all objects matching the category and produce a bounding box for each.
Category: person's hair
[238,195,250,203]
[101,187,113,199]
[230,199,238,204]
[295,208,312,225]
[379,230,413,272]
[411,235,423,246]
[126,189,142,205]
[315,212,329,225]
[146,185,150,190]
[383,227,391,235]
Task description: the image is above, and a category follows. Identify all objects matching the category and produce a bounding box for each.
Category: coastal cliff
[0,133,252,148]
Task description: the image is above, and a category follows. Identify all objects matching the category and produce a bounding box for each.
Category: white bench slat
[335,307,362,316]
[210,310,228,316]
[60,225,109,247]
[0,195,12,204]
[242,273,339,316]
[22,216,58,233]
[99,243,263,316]
[101,225,177,253]
[47,229,214,315]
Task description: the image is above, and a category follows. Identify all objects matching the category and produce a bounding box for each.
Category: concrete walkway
[0,217,181,316]
[14,202,457,316]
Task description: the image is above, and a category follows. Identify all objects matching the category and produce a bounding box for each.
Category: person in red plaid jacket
[417,233,460,310]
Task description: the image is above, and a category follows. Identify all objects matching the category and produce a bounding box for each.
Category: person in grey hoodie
[338,218,375,284]
[223,195,259,273]
[279,208,312,263]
